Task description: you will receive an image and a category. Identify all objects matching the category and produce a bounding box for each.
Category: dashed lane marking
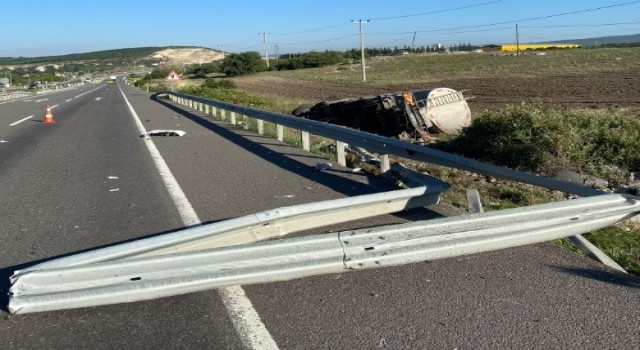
[9,115,34,126]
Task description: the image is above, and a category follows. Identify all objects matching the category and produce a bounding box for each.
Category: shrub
[203,78,235,89]
[220,52,266,77]
[434,105,640,183]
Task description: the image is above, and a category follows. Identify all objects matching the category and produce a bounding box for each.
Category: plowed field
[233,69,640,114]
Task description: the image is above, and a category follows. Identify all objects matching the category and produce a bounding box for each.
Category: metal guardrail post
[257,119,264,135]
[302,131,311,152]
[242,115,249,130]
[228,111,234,124]
[336,141,346,167]
[189,99,193,108]
[568,235,627,273]
[204,105,210,115]
[380,155,390,173]
[211,106,218,118]
[466,189,484,213]
[277,125,284,141]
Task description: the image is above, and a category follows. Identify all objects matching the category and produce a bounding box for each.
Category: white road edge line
[117,82,279,350]
[10,115,34,126]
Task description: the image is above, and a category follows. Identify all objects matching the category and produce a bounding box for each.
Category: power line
[227,1,640,53]
[274,34,359,46]
[234,43,261,52]
[369,26,513,36]
[272,22,350,36]
[263,1,509,37]
[521,21,640,29]
[369,0,509,21]
[379,35,414,47]
[412,0,640,34]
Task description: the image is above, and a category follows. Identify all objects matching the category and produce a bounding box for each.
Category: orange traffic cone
[43,105,55,124]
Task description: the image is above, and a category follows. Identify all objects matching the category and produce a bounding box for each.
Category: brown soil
[232,70,640,114]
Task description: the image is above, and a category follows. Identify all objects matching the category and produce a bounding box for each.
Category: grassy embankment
[174,48,640,275]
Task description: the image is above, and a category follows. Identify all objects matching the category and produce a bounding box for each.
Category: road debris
[315,162,332,171]
[141,130,186,137]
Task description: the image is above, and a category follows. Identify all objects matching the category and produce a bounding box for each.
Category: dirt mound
[148,47,223,65]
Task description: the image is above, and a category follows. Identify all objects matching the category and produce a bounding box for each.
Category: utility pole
[412,31,417,52]
[515,23,520,57]
[351,19,370,82]
[259,32,270,69]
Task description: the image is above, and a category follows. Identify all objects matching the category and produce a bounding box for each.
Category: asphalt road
[0,81,638,349]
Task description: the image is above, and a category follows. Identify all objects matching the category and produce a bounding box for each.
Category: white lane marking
[10,115,34,126]
[65,99,72,102]
[50,104,60,109]
[117,82,279,350]
[35,98,48,102]
[218,286,281,349]
[73,85,103,99]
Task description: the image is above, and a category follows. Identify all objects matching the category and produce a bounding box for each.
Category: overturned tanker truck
[292,88,472,143]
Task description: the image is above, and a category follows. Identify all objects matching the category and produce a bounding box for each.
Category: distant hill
[147,47,223,65]
[550,33,640,46]
[0,46,222,66]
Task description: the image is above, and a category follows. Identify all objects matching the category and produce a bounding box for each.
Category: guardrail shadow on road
[550,266,640,288]
[150,95,443,223]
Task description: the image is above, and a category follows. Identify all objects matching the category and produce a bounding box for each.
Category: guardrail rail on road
[9,193,639,314]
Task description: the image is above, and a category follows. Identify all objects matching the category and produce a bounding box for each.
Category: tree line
[147,44,478,81]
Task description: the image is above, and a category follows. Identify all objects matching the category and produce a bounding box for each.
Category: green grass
[262,47,640,85]
[584,227,640,275]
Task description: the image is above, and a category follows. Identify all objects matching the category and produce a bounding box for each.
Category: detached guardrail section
[9,193,639,314]
[7,90,640,314]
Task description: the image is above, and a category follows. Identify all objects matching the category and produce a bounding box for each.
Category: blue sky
[1,0,639,57]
